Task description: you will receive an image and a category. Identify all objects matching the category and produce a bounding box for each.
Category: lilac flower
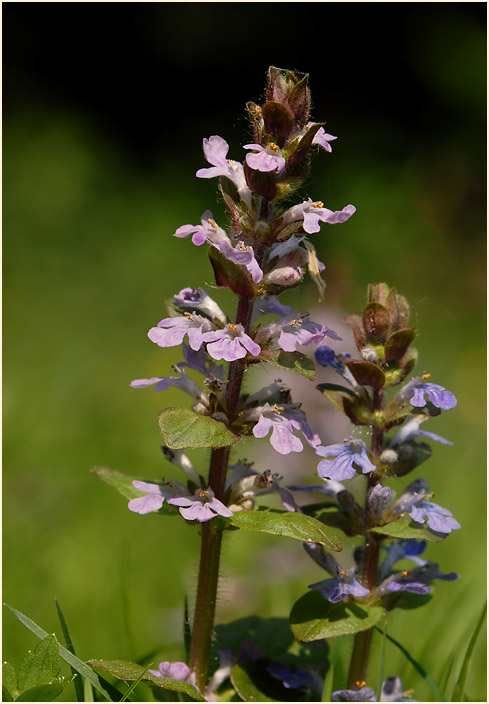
[309,567,369,604]
[378,539,459,583]
[128,479,186,515]
[255,295,294,318]
[410,499,461,534]
[315,345,351,371]
[281,199,356,235]
[148,661,191,682]
[399,375,457,410]
[267,661,315,689]
[218,240,263,283]
[195,136,252,207]
[277,315,329,352]
[173,210,229,247]
[148,313,213,351]
[168,487,233,522]
[308,122,337,152]
[174,287,227,324]
[203,323,261,361]
[244,142,286,173]
[178,343,224,379]
[130,366,207,402]
[389,416,453,446]
[332,685,376,702]
[251,403,319,455]
[381,676,417,702]
[316,438,376,482]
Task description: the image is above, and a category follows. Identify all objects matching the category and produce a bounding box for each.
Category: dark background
[3,3,486,701]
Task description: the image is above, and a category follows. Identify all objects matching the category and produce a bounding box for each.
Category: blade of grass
[375,627,439,698]
[119,663,152,702]
[4,603,113,701]
[83,678,94,702]
[55,599,85,702]
[437,651,455,702]
[375,623,387,701]
[451,601,486,702]
[321,663,334,702]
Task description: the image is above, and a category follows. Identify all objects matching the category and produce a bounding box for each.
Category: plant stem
[188,292,255,692]
[347,389,384,687]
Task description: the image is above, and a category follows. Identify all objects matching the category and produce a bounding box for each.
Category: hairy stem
[188,292,255,692]
[347,389,384,687]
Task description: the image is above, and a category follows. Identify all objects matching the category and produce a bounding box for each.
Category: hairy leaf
[2,662,17,700]
[16,683,64,702]
[87,660,206,701]
[370,515,446,542]
[230,663,277,702]
[3,604,113,701]
[159,407,240,449]
[91,467,178,515]
[230,508,342,551]
[257,348,315,380]
[17,636,60,692]
[290,592,384,642]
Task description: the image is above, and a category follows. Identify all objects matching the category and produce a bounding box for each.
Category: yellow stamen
[313,201,324,209]
[269,143,278,151]
[238,241,249,252]
[184,312,193,320]
[228,324,237,332]
[271,404,284,415]
[421,373,432,380]
[401,570,411,577]
[197,489,208,497]
[356,681,366,689]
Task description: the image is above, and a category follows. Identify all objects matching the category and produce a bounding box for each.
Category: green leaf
[321,663,334,703]
[229,508,342,551]
[90,467,178,515]
[158,407,240,449]
[3,661,18,699]
[17,636,60,692]
[16,683,64,702]
[2,687,14,702]
[55,600,85,702]
[230,663,277,702]
[451,601,486,702]
[370,515,446,542]
[3,604,113,701]
[384,328,417,362]
[87,660,206,702]
[374,628,439,698]
[256,349,316,381]
[290,592,384,642]
[119,663,152,702]
[345,360,386,389]
[230,661,301,702]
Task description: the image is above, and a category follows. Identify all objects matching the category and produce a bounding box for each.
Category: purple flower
[309,567,370,604]
[148,661,191,682]
[309,123,337,152]
[277,315,329,352]
[410,499,461,534]
[218,240,263,283]
[168,487,233,522]
[315,345,351,371]
[130,366,206,402]
[281,199,356,234]
[381,676,417,702]
[378,539,459,583]
[128,479,186,515]
[332,685,376,702]
[148,313,213,351]
[400,375,457,410]
[316,438,376,481]
[251,403,319,455]
[195,136,252,207]
[173,210,229,247]
[244,142,286,173]
[390,416,453,446]
[174,287,227,324]
[202,323,261,361]
[267,661,315,690]
[367,484,397,521]
[255,295,294,318]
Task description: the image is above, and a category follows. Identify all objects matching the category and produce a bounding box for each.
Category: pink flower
[243,143,286,173]
[203,323,261,362]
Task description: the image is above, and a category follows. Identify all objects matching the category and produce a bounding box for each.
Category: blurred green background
[3,3,486,701]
